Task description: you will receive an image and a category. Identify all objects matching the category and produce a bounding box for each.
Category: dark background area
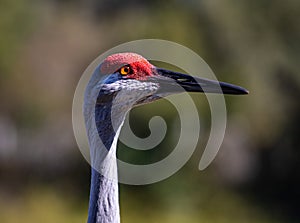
[0,0,299,222]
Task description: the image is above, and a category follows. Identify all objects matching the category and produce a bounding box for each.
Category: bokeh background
[0,0,299,222]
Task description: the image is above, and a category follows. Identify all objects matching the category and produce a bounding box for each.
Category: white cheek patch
[108,79,159,116]
[111,79,159,106]
[105,79,159,98]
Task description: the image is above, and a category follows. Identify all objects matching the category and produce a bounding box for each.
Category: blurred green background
[0,0,299,222]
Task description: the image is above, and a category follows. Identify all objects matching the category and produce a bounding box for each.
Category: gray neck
[84,72,158,223]
[86,90,128,223]
[88,168,120,223]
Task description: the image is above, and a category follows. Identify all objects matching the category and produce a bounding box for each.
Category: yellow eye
[120,66,131,75]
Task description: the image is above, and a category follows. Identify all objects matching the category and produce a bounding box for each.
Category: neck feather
[84,77,154,223]
[87,91,127,223]
[88,168,120,223]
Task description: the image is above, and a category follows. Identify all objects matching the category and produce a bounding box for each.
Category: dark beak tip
[240,88,250,95]
[219,82,249,95]
[235,88,249,95]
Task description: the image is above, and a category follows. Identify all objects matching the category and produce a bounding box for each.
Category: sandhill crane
[83,52,248,223]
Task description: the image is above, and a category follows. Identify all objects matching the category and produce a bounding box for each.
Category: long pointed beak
[153,68,249,95]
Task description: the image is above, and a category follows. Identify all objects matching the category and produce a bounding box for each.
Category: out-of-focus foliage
[0,0,299,222]
[0,0,35,74]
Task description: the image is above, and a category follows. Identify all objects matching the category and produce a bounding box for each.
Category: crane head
[97,52,248,106]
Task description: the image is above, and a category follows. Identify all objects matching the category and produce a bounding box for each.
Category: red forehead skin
[99,53,155,79]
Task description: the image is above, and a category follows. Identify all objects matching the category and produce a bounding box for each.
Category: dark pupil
[124,67,129,73]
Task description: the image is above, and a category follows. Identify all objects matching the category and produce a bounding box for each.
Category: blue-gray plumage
[83,53,248,223]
